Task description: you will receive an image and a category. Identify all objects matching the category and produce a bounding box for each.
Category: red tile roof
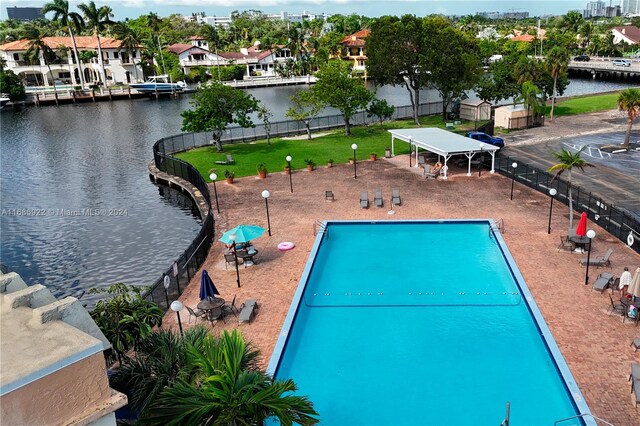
[341,29,370,48]
[612,26,640,43]
[190,36,206,40]
[167,43,196,54]
[511,34,536,42]
[0,36,124,51]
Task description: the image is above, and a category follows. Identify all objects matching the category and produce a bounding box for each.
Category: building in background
[583,1,606,17]
[476,11,530,19]
[185,10,330,27]
[611,25,640,44]
[6,6,44,21]
[341,29,370,76]
[621,0,640,15]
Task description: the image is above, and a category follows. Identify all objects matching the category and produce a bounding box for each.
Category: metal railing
[554,413,613,425]
[491,154,640,254]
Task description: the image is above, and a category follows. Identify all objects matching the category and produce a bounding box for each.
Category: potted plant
[257,162,267,179]
[370,152,377,161]
[327,158,334,168]
[224,169,235,184]
[304,158,316,171]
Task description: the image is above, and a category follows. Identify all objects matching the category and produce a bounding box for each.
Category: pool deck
[163,155,640,425]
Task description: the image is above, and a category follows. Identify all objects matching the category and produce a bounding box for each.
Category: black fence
[492,155,640,254]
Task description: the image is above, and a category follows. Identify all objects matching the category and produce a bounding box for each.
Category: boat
[0,95,10,110]
[129,75,187,94]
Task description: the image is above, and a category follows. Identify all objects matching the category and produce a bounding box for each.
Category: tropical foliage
[0,69,26,101]
[617,88,640,148]
[286,89,326,139]
[545,46,570,121]
[367,98,395,126]
[548,147,594,228]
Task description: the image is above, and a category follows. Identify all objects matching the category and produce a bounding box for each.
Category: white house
[0,36,143,87]
[611,25,640,45]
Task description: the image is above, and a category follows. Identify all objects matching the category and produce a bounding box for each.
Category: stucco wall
[1,353,111,426]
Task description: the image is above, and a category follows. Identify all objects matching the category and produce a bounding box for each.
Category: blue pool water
[269,221,589,426]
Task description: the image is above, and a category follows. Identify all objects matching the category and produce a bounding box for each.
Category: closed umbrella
[627,267,640,299]
[575,212,587,237]
[219,225,266,244]
[199,270,219,301]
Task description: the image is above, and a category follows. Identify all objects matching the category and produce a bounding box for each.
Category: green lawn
[176,116,484,180]
[546,92,621,117]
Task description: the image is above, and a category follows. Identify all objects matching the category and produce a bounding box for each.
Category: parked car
[467,131,504,148]
[612,59,631,67]
[573,55,590,62]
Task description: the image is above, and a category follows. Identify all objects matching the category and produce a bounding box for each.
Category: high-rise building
[583,1,606,17]
[6,6,44,21]
[621,0,640,15]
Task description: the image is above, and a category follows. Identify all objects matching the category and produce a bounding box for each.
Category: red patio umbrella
[575,212,587,237]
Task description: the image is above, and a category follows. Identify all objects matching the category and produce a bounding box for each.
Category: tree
[367,97,394,126]
[181,82,259,152]
[617,88,640,148]
[286,89,325,139]
[200,24,222,80]
[367,15,429,126]
[42,0,85,88]
[257,105,273,145]
[22,24,59,103]
[89,283,163,364]
[516,81,544,127]
[0,70,26,101]
[140,330,318,426]
[78,1,113,87]
[311,61,373,135]
[545,46,570,121]
[548,147,593,229]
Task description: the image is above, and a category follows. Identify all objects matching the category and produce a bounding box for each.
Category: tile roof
[511,34,536,42]
[167,43,197,54]
[612,26,640,43]
[341,29,370,48]
[0,36,124,51]
[190,36,206,40]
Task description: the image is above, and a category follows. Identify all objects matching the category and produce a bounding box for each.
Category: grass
[176,116,484,180]
[546,92,620,117]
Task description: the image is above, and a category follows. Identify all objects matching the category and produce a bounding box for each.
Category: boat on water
[0,95,10,110]
[129,75,187,94]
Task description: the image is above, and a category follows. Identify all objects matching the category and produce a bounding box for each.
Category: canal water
[0,77,636,302]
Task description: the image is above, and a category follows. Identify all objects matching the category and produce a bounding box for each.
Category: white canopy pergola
[388,128,499,179]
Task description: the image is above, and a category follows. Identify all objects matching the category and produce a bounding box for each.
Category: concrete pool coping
[266,219,594,426]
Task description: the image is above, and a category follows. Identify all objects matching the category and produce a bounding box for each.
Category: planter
[226,177,234,184]
[307,165,314,172]
[327,162,333,168]
[258,170,267,179]
[385,148,391,158]
[370,154,377,161]
[284,167,291,175]
[349,159,355,165]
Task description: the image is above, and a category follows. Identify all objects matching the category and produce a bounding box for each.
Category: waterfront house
[0,272,126,425]
[0,36,143,87]
[611,25,640,45]
[341,29,370,76]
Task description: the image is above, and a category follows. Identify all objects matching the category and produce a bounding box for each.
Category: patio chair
[417,156,426,167]
[391,188,401,206]
[632,339,640,352]
[325,190,335,201]
[186,306,206,324]
[630,363,640,407]
[215,154,235,165]
[238,302,257,325]
[557,235,575,252]
[609,294,626,316]
[222,295,238,318]
[360,191,369,209]
[374,189,383,208]
[580,248,613,267]
[424,164,442,179]
[224,252,239,269]
[592,272,614,293]
[610,277,621,295]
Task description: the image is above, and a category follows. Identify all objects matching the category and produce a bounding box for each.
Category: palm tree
[548,147,593,229]
[22,24,59,103]
[617,88,640,148]
[545,46,570,121]
[516,81,544,127]
[201,24,222,80]
[78,1,113,87]
[140,330,318,426]
[579,21,594,51]
[112,22,141,82]
[514,56,539,85]
[42,0,85,88]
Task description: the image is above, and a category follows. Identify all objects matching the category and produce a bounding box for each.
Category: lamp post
[510,162,518,200]
[584,229,596,285]
[285,155,293,193]
[351,143,358,179]
[547,188,557,234]
[209,172,220,213]
[478,143,484,177]
[170,300,183,335]
[230,232,241,288]
[163,275,170,309]
[261,190,271,236]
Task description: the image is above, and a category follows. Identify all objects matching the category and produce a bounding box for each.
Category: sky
[1,0,591,21]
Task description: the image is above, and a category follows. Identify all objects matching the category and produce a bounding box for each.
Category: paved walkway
[164,157,640,425]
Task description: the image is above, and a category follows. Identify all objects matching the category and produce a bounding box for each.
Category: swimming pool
[267,220,592,425]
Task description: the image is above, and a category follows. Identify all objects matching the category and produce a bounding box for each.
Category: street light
[261,190,271,236]
[351,143,358,179]
[510,162,518,200]
[285,155,293,193]
[229,232,241,288]
[209,172,220,214]
[547,188,557,234]
[584,229,596,285]
[170,300,183,335]
[163,275,170,309]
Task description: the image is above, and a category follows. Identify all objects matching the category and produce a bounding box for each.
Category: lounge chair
[186,306,206,324]
[557,235,575,252]
[374,189,383,208]
[325,190,335,201]
[391,188,401,206]
[630,363,640,407]
[632,339,640,352]
[580,248,613,267]
[360,191,369,209]
[215,154,235,165]
[243,299,259,310]
[238,302,257,325]
[592,272,614,293]
[609,294,626,316]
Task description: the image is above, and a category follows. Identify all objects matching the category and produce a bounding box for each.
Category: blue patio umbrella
[219,225,266,244]
[199,270,220,300]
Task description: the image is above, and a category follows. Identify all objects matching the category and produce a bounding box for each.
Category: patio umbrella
[199,270,220,300]
[219,225,266,244]
[628,267,640,299]
[575,212,587,237]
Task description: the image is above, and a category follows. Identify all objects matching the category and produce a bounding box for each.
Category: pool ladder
[553,413,614,426]
[313,220,329,240]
